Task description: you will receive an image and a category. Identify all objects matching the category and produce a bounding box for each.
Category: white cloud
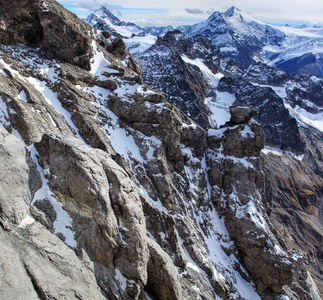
[131,18,186,27]
[77,2,96,11]
[185,8,205,14]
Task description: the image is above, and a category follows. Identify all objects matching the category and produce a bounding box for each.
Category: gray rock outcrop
[228,105,258,125]
[207,117,295,295]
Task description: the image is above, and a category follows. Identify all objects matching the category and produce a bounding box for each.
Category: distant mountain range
[86,6,323,78]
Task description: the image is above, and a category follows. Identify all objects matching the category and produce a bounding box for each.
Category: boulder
[229,105,258,125]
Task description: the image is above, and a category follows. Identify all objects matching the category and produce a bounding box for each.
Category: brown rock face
[34,134,149,290]
[107,93,185,163]
[0,224,106,300]
[221,123,265,158]
[146,239,183,300]
[207,116,297,296]
[229,105,258,125]
[264,153,323,296]
[0,0,93,69]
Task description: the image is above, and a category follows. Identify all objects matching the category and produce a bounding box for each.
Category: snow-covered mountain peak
[224,6,264,25]
[204,6,264,29]
[224,6,241,17]
[86,6,144,38]
[93,6,122,24]
[179,6,284,67]
[175,6,323,77]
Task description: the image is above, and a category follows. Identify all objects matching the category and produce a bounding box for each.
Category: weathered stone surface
[228,105,258,125]
[34,134,119,265]
[264,153,323,296]
[207,122,295,296]
[34,133,149,295]
[175,215,231,299]
[104,35,127,59]
[146,239,183,300]
[30,199,57,231]
[59,63,94,85]
[0,0,94,69]
[141,199,188,268]
[133,88,166,104]
[0,58,76,144]
[0,228,39,300]
[94,78,118,90]
[102,155,149,286]
[0,224,106,300]
[221,123,265,158]
[71,111,115,153]
[107,95,184,162]
[0,125,31,226]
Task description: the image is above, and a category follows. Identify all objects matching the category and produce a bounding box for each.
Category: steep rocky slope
[0,1,322,300]
[133,31,221,130]
[131,30,323,297]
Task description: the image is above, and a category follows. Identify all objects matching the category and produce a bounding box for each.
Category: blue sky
[57,0,323,27]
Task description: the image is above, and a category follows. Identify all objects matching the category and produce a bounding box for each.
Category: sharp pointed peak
[95,6,121,22]
[207,10,221,21]
[224,6,241,17]
[96,6,111,13]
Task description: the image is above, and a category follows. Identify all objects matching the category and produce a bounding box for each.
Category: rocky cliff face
[0,0,95,70]
[131,30,323,298]
[0,1,322,300]
[134,31,221,130]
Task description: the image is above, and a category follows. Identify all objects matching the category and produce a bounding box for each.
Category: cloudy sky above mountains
[58,0,323,27]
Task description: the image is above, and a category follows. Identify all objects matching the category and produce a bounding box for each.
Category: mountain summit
[224,6,241,17]
[86,6,144,38]
[180,7,285,67]
[179,7,323,77]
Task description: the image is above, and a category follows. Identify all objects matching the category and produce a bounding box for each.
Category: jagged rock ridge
[0,1,322,300]
[131,29,323,297]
